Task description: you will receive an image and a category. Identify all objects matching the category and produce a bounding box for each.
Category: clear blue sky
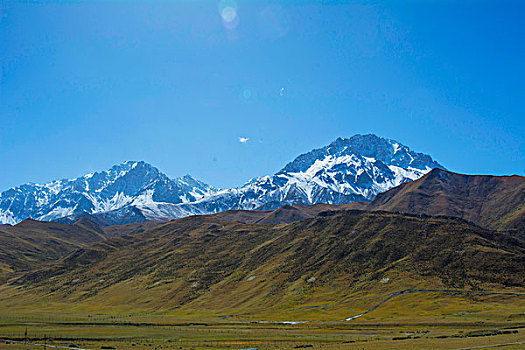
[1,0,523,190]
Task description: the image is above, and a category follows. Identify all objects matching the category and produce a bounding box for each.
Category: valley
[3,0,523,346]
[1,203,524,349]
[0,290,524,350]
[0,137,523,349]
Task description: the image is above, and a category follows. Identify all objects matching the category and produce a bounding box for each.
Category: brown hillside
[14,211,524,312]
[0,218,156,281]
[208,203,350,225]
[366,168,525,232]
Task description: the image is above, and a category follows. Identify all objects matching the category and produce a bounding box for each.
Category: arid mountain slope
[0,218,156,281]
[0,219,104,279]
[364,168,525,232]
[206,203,348,225]
[13,211,524,312]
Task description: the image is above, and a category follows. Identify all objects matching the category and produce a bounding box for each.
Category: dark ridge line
[317,209,493,231]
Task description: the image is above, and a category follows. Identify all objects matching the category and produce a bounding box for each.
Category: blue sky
[1,0,523,190]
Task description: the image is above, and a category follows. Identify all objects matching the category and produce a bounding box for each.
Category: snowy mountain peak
[262,135,444,207]
[280,134,443,174]
[0,135,444,225]
[138,134,446,222]
[0,162,216,224]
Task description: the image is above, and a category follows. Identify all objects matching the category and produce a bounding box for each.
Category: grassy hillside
[4,211,523,316]
[0,218,157,282]
[1,204,524,349]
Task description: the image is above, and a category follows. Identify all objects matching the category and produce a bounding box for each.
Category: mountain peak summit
[1,135,444,225]
[280,134,443,174]
[0,162,216,225]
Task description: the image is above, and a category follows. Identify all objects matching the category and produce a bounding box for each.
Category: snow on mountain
[0,135,444,225]
[0,161,217,224]
[136,134,444,220]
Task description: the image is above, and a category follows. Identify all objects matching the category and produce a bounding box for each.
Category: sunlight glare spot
[221,7,236,23]
[218,0,239,30]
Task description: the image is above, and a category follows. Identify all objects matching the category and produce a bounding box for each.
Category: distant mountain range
[1,168,523,310]
[1,134,444,225]
[0,161,216,225]
[204,168,525,234]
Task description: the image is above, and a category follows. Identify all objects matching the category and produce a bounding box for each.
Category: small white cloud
[239,137,249,143]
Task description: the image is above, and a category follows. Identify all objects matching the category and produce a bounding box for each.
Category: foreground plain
[1,288,524,349]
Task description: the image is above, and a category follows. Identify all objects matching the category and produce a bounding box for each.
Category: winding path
[339,289,525,322]
[220,289,525,323]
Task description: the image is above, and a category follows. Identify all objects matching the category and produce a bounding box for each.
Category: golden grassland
[0,317,523,350]
[1,210,524,348]
[1,288,524,349]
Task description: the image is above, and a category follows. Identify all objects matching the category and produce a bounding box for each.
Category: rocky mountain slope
[0,161,217,225]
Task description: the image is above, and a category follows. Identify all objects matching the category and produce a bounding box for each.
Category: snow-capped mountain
[0,135,444,225]
[139,134,444,220]
[0,161,217,225]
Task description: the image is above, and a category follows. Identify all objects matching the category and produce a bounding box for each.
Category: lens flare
[221,7,236,22]
[218,0,239,30]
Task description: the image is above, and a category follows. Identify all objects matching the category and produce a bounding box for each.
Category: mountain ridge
[362,167,525,233]
[0,134,444,225]
[2,176,523,286]
[0,161,217,225]
[8,210,523,313]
